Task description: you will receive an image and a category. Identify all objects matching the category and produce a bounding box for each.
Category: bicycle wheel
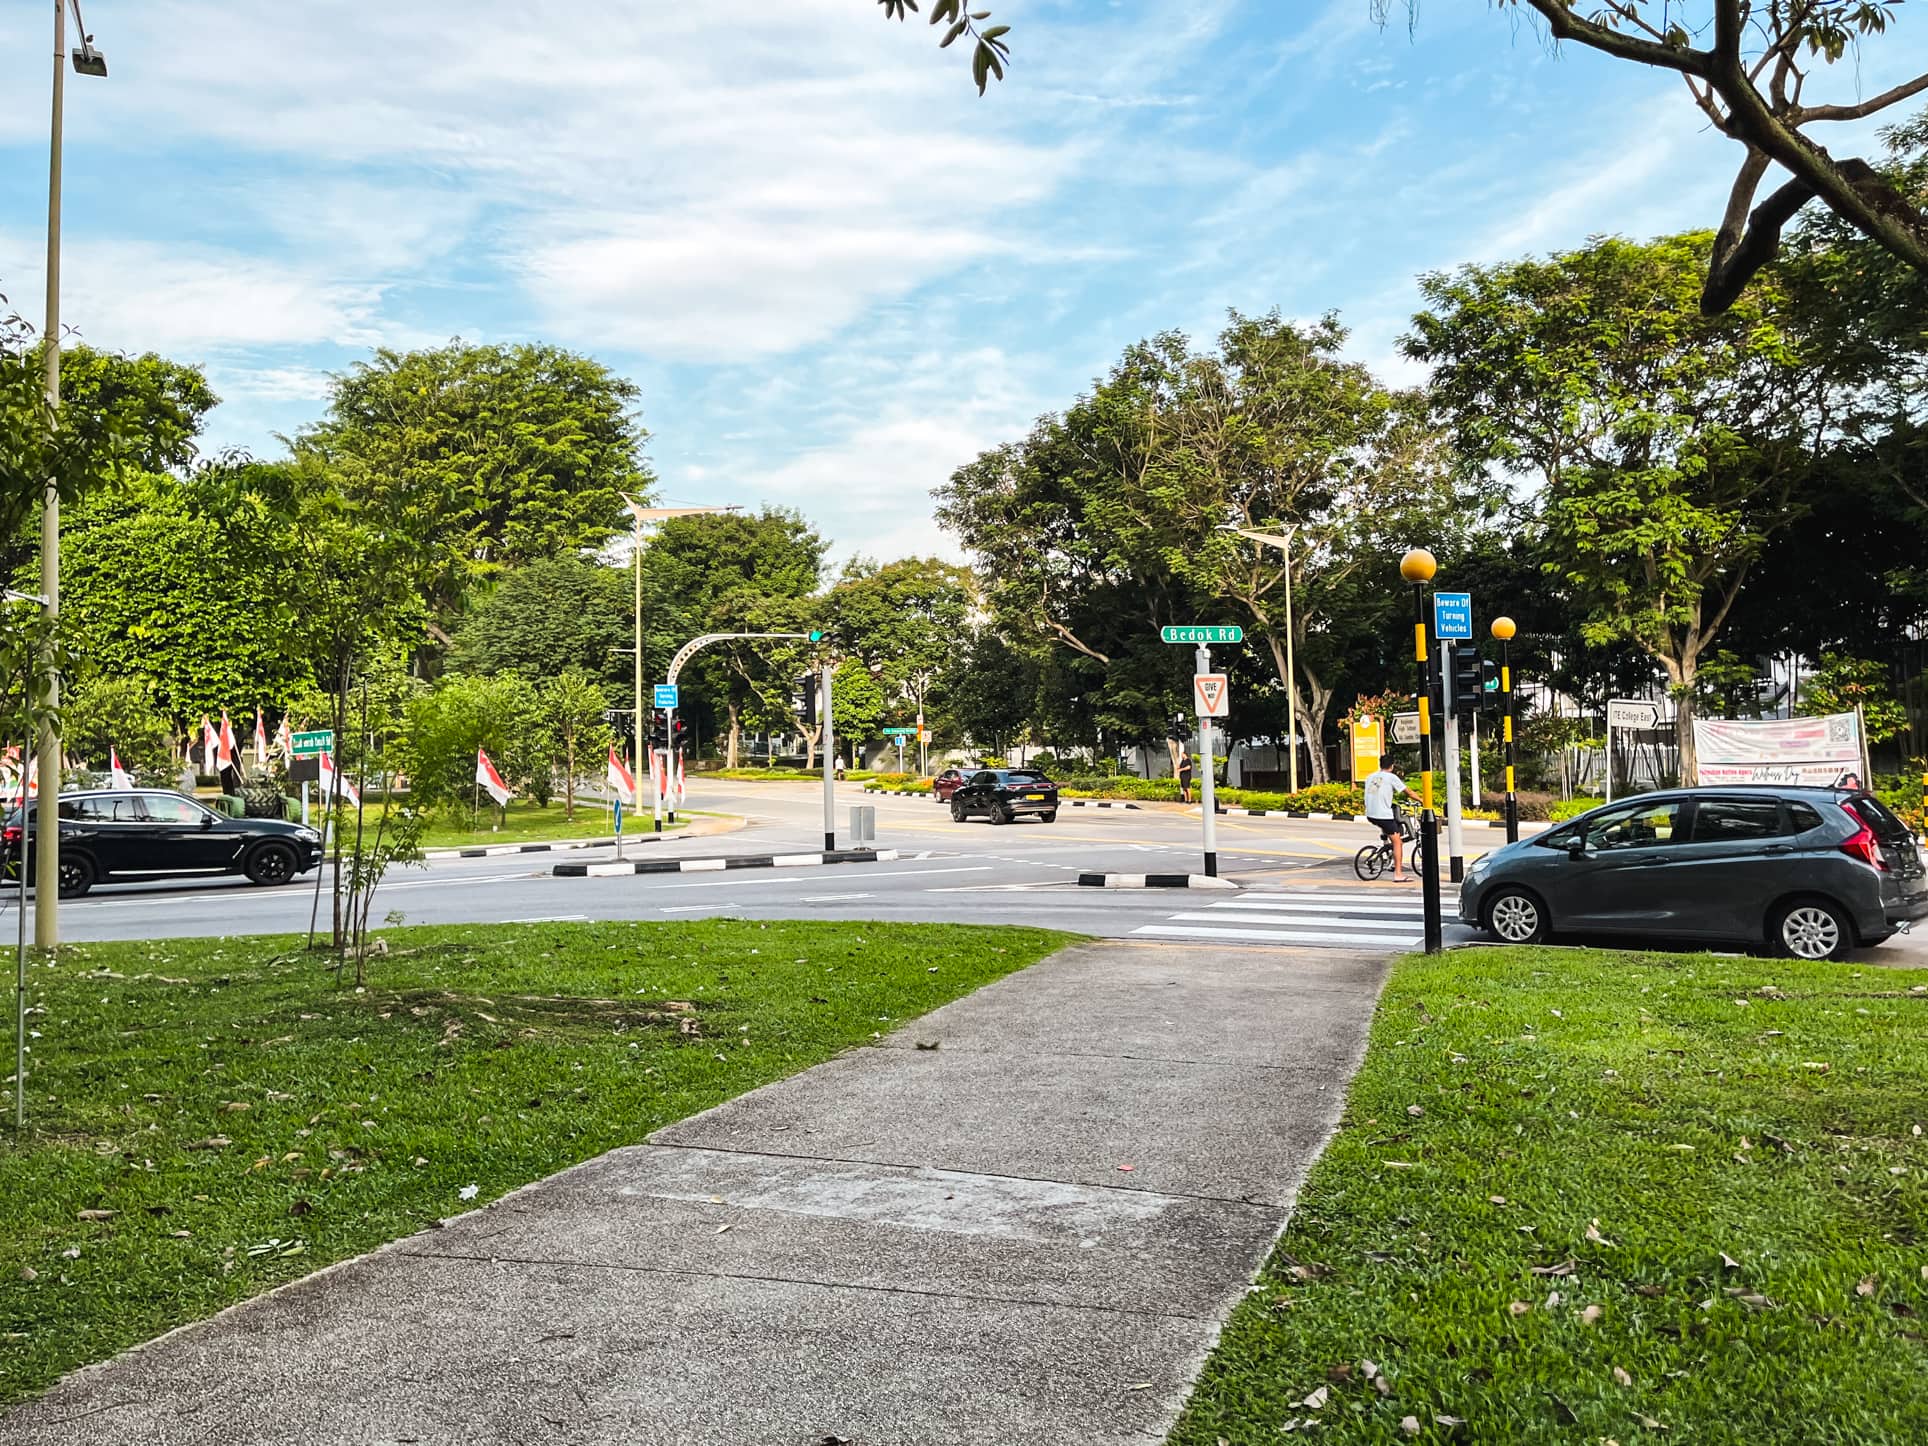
[1354,843,1387,881]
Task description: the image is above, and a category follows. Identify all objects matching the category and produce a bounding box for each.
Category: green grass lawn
[1173,945,1928,1446]
[0,919,1070,1404]
[348,799,688,851]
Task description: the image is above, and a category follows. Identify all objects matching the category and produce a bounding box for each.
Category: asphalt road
[11,780,1924,963]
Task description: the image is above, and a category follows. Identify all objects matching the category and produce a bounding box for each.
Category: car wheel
[245,842,298,886]
[57,852,95,899]
[1354,844,1386,881]
[990,803,1013,826]
[1770,897,1852,961]
[1484,886,1547,945]
[1040,811,1057,824]
[950,800,968,823]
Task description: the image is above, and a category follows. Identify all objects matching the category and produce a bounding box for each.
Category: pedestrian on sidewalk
[1176,749,1195,805]
[1364,754,1411,881]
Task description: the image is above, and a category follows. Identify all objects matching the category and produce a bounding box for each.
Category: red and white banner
[476,748,513,807]
[318,749,360,807]
[109,747,135,791]
[218,712,239,772]
[606,746,636,807]
[1694,712,1864,786]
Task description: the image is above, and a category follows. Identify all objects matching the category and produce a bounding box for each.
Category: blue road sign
[1433,592,1473,641]
[653,683,679,709]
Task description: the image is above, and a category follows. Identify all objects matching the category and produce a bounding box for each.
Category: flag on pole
[606,745,636,806]
[476,748,513,808]
[275,717,294,766]
[109,747,134,791]
[648,748,664,806]
[201,715,218,773]
[318,749,360,807]
[674,752,687,808]
[253,708,268,769]
[218,712,239,772]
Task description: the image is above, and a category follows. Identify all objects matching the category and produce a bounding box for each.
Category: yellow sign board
[1350,715,1384,781]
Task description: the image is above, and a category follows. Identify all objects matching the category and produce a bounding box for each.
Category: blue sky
[3,1,1924,564]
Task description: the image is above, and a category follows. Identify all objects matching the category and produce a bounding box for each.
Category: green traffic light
[809,630,824,643]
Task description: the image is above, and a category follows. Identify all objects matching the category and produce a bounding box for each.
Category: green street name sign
[1160,625,1244,645]
[290,729,335,759]
[881,726,918,737]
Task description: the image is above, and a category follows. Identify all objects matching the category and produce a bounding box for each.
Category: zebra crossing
[1129,887,1464,950]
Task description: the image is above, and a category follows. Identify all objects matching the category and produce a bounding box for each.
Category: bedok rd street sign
[1161,625,1243,645]
[290,729,334,759]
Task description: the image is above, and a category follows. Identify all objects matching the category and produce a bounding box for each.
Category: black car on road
[1459,786,1926,960]
[3,790,325,898]
[949,768,1060,825]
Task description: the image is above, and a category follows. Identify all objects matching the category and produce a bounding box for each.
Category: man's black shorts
[1370,816,1400,839]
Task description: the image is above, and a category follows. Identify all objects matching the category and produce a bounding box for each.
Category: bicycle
[1353,804,1416,881]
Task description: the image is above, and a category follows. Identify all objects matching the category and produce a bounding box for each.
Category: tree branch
[1796,71,1928,123]
[1703,164,1811,313]
[1524,0,1713,75]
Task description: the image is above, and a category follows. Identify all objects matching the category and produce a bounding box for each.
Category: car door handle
[1763,845,1795,855]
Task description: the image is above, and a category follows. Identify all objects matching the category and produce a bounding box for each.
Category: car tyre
[1483,886,1547,945]
[990,803,1013,826]
[245,842,298,886]
[1040,810,1057,824]
[1770,896,1853,961]
[57,852,95,899]
[950,800,968,823]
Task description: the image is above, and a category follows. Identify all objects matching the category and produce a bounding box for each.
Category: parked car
[932,766,971,802]
[949,768,1060,825]
[1459,786,1926,960]
[2,790,325,898]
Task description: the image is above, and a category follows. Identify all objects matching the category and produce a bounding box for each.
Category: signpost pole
[1470,709,1481,808]
[300,782,309,829]
[665,706,677,824]
[820,661,836,851]
[1195,644,1218,879]
[1443,640,1466,883]
[1402,552,1443,954]
[1493,618,1518,843]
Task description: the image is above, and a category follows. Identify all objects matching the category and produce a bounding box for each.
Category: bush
[1549,795,1606,822]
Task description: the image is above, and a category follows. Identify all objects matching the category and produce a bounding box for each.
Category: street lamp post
[1401,547,1443,954]
[1492,616,1519,843]
[1223,525,1301,793]
[35,1,107,950]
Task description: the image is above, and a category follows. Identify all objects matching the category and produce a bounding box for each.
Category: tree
[831,659,887,765]
[293,340,654,639]
[824,556,974,725]
[61,675,174,781]
[1373,2,1928,314]
[400,673,545,821]
[932,629,1036,758]
[876,0,1012,93]
[538,668,612,821]
[1407,232,1856,780]
[448,555,633,694]
[1798,653,1908,742]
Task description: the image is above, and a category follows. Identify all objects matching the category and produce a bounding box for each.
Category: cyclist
[1363,754,1412,882]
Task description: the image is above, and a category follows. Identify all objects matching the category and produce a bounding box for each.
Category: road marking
[657,865,993,890]
[661,903,739,913]
[1132,924,1425,946]
[1210,899,1427,918]
[1165,910,1422,933]
[798,893,874,902]
[504,914,589,923]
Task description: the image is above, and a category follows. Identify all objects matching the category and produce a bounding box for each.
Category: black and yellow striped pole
[1401,547,1443,953]
[1492,615,1519,843]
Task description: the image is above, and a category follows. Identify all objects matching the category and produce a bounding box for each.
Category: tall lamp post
[1491,616,1519,843]
[619,499,739,779]
[1222,524,1301,793]
[36,1,108,949]
[1401,547,1443,954]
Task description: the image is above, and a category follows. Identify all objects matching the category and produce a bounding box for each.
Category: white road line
[504,914,589,923]
[661,903,738,913]
[1168,910,1424,932]
[798,893,874,902]
[1207,900,1425,919]
[658,865,993,890]
[1131,924,1425,946]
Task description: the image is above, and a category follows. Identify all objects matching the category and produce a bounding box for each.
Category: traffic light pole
[1404,553,1443,954]
[820,660,835,851]
[1443,639,1465,884]
[1493,618,1519,843]
[651,712,664,835]
[665,706,677,824]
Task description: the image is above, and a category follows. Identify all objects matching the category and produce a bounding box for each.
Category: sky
[2,0,1924,566]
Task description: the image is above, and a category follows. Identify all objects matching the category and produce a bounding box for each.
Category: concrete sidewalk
[1,940,1388,1446]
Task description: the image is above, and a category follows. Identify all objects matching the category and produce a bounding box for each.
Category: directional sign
[1392,711,1421,745]
[1432,592,1473,641]
[653,683,679,709]
[1607,698,1662,731]
[1194,674,1230,719]
[881,726,917,737]
[1162,625,1243,645]
[290,729,334,759]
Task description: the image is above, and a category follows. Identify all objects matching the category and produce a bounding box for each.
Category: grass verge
[353,800,686,851]
[1172,944,1928,1445]
[0,919,1070,1404]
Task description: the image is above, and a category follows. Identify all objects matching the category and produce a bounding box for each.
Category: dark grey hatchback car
[1460,787,1926,960]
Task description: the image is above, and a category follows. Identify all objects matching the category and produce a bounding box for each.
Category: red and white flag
[318,749,360,807]
[218,712,239,772]
[201,715,218,773]
[648,748,665,804]
[253,708,269,769]
[606,745,636,806]
[275,717,294,765]
[476,748,513,807]
[109,747,135,791]
[674,753,687,808]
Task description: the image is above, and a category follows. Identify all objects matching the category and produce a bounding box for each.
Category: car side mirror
[201,814,216,830]
[1567,843,1587,861]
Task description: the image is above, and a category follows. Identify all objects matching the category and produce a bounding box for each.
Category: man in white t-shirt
[1363,754,1411,881]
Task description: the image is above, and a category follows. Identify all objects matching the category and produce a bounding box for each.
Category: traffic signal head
[1451,646,1482,719]
[808,629,824,643]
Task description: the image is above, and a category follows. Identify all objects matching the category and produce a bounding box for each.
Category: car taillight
[1,826,18,847]
[1840,804,1888,872]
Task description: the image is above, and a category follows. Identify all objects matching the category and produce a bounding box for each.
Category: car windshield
[1004,770,1048,783]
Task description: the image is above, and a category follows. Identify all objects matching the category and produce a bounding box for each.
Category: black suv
[949,768,1060,825]
[3,790,325,897]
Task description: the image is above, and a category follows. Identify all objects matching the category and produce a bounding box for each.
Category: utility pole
[1196,643,1219,878]
[1401,550,1443,953]
[35,0,69,947]
[820,660,836,851]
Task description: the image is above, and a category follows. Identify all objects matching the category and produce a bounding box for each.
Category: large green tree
[1407,231,1861,779]
[293,340,653,639]
[448,555,633,694]
[823,556,974,729]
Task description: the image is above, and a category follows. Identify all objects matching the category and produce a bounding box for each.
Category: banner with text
[1693,712,1863,786]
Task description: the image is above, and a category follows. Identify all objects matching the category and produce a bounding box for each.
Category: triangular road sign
[1194,674,1230,718]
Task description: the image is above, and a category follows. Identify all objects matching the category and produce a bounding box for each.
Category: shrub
[1549,795,1606,822]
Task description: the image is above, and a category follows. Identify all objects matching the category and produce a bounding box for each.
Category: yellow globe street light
[1490,616,1519,840]
[1399,548,1437,584]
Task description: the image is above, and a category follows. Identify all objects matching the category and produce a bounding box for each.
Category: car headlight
[295,828,321,843]
[1466,857,1490,883]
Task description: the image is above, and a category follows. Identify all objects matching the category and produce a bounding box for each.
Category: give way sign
[1193,673,1230,719]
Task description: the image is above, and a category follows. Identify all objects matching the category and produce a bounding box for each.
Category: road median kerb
[1076,872,1240,890]
[555,848,901,878]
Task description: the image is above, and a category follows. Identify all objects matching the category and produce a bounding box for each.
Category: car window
[1006,770,1046,783]
[138,794,209,824]
[1847,794,1913,843]
[61,797,142,822]
[1583,800,1683,851]
[1691,798,1786,843]
[970,771,998,787]
[1787,802,1824,834]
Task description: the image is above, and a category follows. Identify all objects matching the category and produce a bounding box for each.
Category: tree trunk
[801,720,821,773]
[563,730,576,822]
[726,703,741,769]
[1675,687,1698,787]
